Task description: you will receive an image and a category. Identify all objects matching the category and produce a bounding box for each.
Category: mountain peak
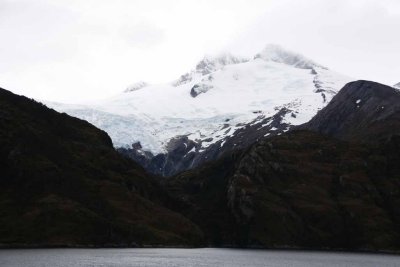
[173,53,248,86]
[173,45,324,87]
[254,44,324,69]
[195,53,248,75]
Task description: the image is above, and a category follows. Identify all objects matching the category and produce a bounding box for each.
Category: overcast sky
[1,0,399,103]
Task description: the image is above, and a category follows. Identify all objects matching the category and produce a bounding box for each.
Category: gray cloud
[0,0,399,102]
[121,22,165,48]
[225,0,400,84]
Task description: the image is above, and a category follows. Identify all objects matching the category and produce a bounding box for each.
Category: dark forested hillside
[0,88,202,247]
[166,130,400,250]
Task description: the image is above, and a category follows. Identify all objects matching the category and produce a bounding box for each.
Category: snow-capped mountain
[254,44,323,69]
[394,82,400,89]
[173,53,248,86]
[47,44,353,176]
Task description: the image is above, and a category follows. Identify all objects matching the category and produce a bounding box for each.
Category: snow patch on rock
[190,83,213,97]
[173,53,248,86]
[124,81,148,93]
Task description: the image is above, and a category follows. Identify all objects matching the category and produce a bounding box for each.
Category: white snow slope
[394,82,400,89]
[46,45,353,154]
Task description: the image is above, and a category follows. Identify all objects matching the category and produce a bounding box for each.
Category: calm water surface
[0,248,399,267]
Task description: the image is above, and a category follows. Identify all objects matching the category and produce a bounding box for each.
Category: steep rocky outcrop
[0,88,203,247]
[304,80,400,142]
[190,83,213,97]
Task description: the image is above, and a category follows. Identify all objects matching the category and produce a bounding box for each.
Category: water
[0,248,399,267]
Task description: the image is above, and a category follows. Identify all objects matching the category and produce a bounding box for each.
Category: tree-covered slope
[166,130,400,251]
[0,88,202,247]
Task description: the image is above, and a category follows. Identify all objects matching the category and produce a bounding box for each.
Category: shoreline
[1,244,400,256]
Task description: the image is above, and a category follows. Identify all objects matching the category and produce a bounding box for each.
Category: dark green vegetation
[0,88,202,247]
[166,131,400,250]
[1,80,400,252]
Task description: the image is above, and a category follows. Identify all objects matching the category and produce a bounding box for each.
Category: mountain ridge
[303,80,400,142]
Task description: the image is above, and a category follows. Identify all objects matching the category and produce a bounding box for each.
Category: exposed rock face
[118,108,292,177]
[190,83,213,97]
[118,141,155,170]
[195,54,248,75]
[0,87,203,247]
[303,80,400,142]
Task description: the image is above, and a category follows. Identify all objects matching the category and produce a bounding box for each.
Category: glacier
[46,44,353,155]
